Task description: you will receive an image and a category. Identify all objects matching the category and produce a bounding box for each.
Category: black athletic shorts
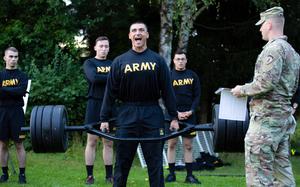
[166,114,197,138]
[180,114,197,138]
[0,106,25,142]
[85,98,116,134]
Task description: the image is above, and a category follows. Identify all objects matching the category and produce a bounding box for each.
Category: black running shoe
[165,173,176,182]
[85,175,94,185]
[185,175,201,184]
[0,174,8,183]
[105,177,113,184]
[18,174,27,184]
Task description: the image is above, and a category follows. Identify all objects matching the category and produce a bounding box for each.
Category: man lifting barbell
[100,21,179,187]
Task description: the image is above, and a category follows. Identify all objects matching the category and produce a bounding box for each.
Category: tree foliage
[0,0,78,66]
[175,0,216,52]
[25,47,87,123]
[251,0,281,10]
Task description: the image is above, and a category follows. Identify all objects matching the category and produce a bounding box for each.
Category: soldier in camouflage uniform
[231,7,300,187]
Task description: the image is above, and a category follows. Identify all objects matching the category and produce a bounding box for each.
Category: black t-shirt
[100,49,177,121]
[0,69,28,106]
[83,58,112,100]
[171,69,201,112]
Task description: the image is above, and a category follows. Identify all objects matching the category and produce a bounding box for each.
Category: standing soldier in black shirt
[100,22,179,187]
[83,36,114,184]
[165,50,201,184]
[0,47,28,184]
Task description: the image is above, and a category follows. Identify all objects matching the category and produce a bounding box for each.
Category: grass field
[1,143,300,187]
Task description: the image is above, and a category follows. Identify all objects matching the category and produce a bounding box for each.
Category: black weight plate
[235,120,245,152]
[225,120,237,152]
[52,105,68,152]
[30,106,38,152]
[34,106,46,153]
[41,106,54,152]
[216,118,226,152]
[243,110,250,134]
[213,104,226,152]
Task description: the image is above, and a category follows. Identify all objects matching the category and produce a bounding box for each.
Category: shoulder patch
[265,55,274,64]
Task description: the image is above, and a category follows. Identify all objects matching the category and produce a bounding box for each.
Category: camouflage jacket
[240,35,300,118]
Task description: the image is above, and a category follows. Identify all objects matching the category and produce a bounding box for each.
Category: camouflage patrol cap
[255,6,284,26]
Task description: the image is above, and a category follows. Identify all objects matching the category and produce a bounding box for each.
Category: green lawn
[1,144,300,187]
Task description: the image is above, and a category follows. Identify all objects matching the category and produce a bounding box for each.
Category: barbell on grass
[21,104,249,153]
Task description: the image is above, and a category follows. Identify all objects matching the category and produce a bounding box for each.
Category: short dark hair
[5,47,18,54]
[129,21,148,32]
[95,36,109,45]
[174,49,186,56]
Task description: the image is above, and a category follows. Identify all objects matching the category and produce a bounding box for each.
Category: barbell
[21,104,249,153]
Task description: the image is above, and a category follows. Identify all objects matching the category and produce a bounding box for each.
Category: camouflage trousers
[244,115,296,187]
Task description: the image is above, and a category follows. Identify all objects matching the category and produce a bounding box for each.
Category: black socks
[86,165,94,176]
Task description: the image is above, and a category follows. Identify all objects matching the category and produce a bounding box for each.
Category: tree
[159,0,175,67]
[159,0,281,59]
[0,0,79,67]
[176,0,215,53]
[159,0,216,66]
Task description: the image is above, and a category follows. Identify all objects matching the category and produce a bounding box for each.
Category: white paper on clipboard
[215,87,248,121]
[23,80,31,113]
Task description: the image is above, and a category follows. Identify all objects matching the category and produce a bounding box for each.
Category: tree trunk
[177,0,193,53]
[177,0,207,53]
[159,0,174,67]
